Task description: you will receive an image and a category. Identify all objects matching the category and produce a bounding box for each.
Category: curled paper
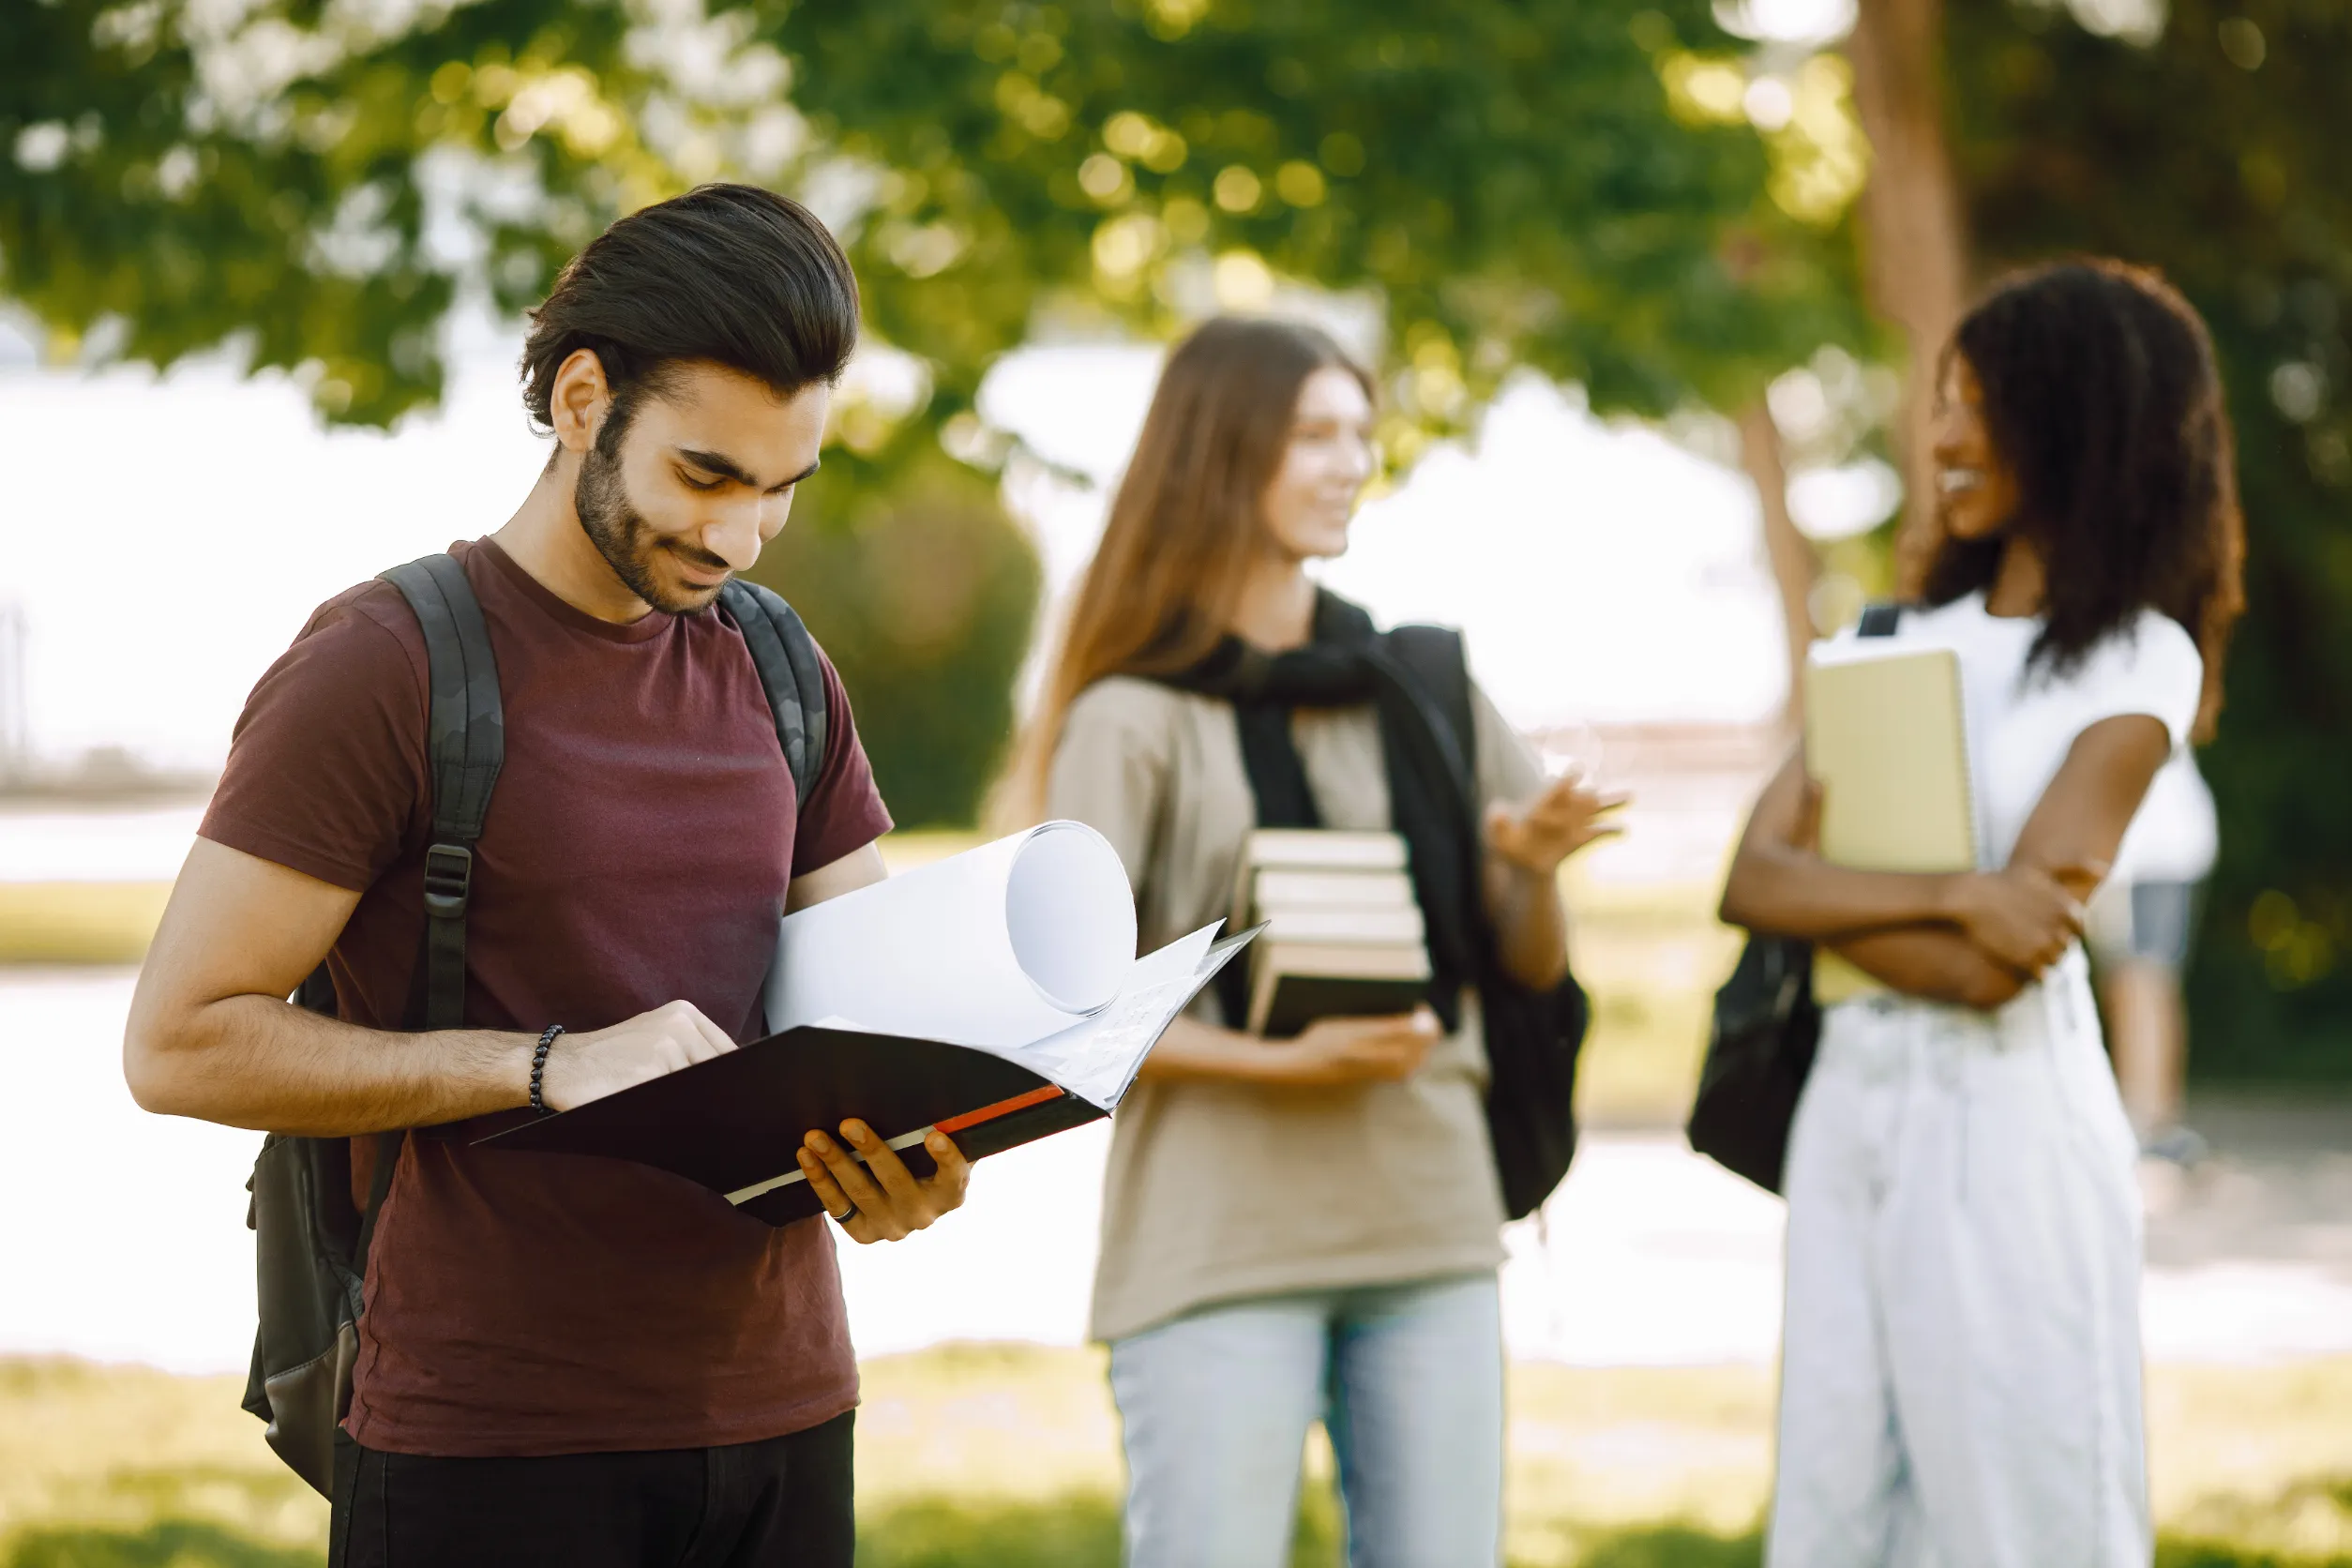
[764,821,1139,1052]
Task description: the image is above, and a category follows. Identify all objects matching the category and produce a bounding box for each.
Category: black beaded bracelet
[529,1024,565,1117]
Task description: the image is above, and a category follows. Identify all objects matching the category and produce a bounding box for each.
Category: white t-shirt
[2110,748,2219,884]
[1831,593,2206,872]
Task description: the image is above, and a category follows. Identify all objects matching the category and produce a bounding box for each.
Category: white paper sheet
[1005,923,1221,1107]
[764,822,1139,1051]
[795,922,1228,1112]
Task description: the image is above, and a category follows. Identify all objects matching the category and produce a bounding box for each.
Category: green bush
[744,441,1041,831]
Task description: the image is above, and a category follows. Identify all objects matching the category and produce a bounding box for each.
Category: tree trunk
[1846,0,1971,596]
[1738,400,1817,739]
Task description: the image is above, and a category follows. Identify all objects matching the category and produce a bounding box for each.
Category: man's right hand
[1259,1007,1441,1088]
[537,1000,738,1112]
[1944,864,2100,976]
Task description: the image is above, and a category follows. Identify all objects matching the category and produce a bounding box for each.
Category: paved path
[8,970,2349,1375]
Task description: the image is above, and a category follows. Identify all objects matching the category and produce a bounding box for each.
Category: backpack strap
[1857,602,1904,639]
[379,553,505,1033]
[1383,623,1477,789]
[717,577,828,804]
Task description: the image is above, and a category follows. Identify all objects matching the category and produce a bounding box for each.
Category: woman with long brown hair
[1009,316,1617,1567]
[1720,260,2245,1565]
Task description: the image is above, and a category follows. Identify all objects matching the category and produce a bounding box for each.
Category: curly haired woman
[1722,260,2246,1567]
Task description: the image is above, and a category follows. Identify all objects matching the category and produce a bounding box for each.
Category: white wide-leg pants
[1768,957,2151,1568]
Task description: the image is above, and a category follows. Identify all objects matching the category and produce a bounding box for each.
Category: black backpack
[1686,602,1901,1193]
[1386,625,1591,1221]
[242,552,828,1495]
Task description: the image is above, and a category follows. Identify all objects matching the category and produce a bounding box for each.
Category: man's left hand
[795,1121,971,1244]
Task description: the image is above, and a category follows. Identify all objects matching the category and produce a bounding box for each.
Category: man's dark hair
[520,183,859,441]
[1922,257,2246,740]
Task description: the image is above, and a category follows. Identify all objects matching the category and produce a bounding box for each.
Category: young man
[123,184,967,1566]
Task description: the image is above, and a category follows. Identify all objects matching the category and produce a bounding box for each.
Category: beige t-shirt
[1048,673,1546,1342]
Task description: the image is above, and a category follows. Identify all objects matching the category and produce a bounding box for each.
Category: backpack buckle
[421,844,474,919]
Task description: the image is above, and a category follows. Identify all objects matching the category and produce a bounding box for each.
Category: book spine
[935,1083,1065,1135]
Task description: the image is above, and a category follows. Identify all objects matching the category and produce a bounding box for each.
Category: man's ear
[549,348,613,454]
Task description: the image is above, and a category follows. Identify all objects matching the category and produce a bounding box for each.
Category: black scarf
[1148,591,1486,1032]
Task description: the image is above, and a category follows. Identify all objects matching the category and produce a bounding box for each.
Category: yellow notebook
[1802,643,1979,1003]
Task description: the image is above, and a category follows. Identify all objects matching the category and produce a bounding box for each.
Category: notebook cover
[477,1025,1086,1225]
[1803,647,1977,873]
[1804,644,1978,1003]
[478,928,1254,1226]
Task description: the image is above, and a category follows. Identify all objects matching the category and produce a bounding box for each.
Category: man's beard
[574,440,731,615]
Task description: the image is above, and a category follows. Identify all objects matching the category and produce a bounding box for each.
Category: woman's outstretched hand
[1485,772,1628,877]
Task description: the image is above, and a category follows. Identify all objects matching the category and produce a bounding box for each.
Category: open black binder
[479,927,1251,1225]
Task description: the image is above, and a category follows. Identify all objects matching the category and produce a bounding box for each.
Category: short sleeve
[789,649,896,877]
[198,587,431,892]
[1046,678,1173,895]
[1469,681,1545,811]
[2066,612,2206,752]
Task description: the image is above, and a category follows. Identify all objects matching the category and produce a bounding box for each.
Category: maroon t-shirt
[200,537,893,1456]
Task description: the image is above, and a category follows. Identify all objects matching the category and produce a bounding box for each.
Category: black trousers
[328,1412,855,1568]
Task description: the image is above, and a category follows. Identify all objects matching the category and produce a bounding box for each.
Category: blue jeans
[1108,1272,1503,1568]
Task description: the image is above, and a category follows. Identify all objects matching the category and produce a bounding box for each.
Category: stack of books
[1230,829,1433,1037]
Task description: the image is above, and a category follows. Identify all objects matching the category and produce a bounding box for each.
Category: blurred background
[3,0,2349,1563]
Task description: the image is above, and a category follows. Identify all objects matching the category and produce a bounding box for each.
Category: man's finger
[838,1121,928,1217]
[794,1147,868,1238]
[806,1129,892,1226]
[918,1129,972,1199]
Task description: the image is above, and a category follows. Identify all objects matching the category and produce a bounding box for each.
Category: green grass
[17,1509,2351,1568]
[8,1349,2352,1568]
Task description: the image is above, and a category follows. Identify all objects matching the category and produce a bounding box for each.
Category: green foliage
[2,0,1869,436]
[1,0,1868,827]
[766,0,1868,446]
[1944,0,2352,1074]
[0,0,662,425]
[745,440,1041,828]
